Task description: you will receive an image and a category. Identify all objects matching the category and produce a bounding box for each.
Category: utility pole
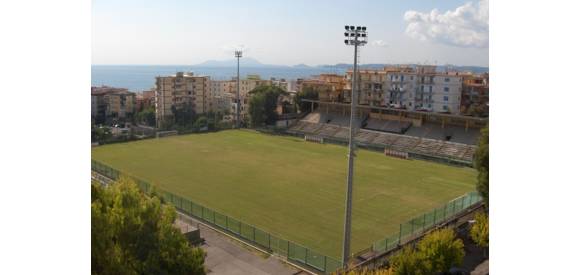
[235,50,242,128]
[341,25,367,268]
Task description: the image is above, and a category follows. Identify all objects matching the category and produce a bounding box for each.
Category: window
[444,87,449,92]
[428,104,432,108]
[411,76,414,80]
[401,76,404,81]
[443,105,448,110]
[429,86,432,92]
[445,77,450,82]
[444,96,449,101]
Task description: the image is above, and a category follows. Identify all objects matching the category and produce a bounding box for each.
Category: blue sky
[92,0,488,66]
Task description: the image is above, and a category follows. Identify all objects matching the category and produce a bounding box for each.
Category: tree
[416,228,465,274]
[172,102,196,128]
[92,177,205,275]
[136,107,156,127]
[248,85,286,127]
[474,125,489,206]
[387,228,464,275]
[296,87,319,113]
[194,116,208,130]
[470,212,489,257]
[92,126,112,144]
[390,246,429,275]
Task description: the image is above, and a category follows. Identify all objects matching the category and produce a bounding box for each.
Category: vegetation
[389,246,428,275]
[92,125,112,143]
[248,85,287,127]
[92,130,476,258]
[470,212,489,257]
[171,102,196,129]
[296,87,319,113]
[92,177,205,274]
[474,125,489,206]
[389,228,464,275]
[136,107,156,127]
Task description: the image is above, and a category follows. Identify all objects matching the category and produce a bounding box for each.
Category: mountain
[317,63,488,73]
[194,58,489,73]
[292,63,313,69]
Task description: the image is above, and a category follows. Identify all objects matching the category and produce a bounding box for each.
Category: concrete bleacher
[364,118,412,134]
[405,123,480,145]
[301,112,361,128]
[288,112,480,163]
[289,121,476,163]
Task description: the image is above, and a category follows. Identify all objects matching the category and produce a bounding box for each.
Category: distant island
[192,58,489,73]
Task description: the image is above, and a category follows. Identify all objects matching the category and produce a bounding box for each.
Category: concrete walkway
[176,215,301,275]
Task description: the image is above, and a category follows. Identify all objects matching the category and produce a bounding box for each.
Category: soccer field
[91,130,476,259]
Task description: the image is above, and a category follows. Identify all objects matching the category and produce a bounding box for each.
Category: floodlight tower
[235,50,243,128]
[341,25,367,267]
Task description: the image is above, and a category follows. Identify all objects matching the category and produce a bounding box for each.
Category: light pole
[235,50,242,128]
[341,25,367,267]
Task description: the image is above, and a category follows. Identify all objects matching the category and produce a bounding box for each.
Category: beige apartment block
[155,72,210,127]
[91,86,136,123]
[211,75,272,119]
[301,74,347,102]
[343,65,464,114]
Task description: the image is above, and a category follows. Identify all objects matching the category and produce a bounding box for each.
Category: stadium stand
[301,112,361,128]
[405,123,480,145]
[288,113,478,163]
[364,118,412,134]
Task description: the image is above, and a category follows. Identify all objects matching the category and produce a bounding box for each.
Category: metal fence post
[422,213,426,232]
[398,223,402,244]
[452,199,456,215]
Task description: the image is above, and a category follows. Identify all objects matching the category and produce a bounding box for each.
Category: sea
[92,65,347,92]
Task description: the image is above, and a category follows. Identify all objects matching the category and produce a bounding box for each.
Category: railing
[91,159,342,274]
[370,191,482,254]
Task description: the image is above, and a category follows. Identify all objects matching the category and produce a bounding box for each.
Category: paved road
[176,215,301,275]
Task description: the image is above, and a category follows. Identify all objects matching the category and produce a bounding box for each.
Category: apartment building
[344,65,463,114]
[300,74,347,102]
[461,73,489,116]
[270,77,289,92]
[346,68,395,106]
[228,75,272,119]
[136,89,155,112]
[155,72,210,127]
[91,86,136,123]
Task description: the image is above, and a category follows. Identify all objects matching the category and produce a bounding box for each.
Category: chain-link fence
[91,159,342,274]
[371,191,482,254]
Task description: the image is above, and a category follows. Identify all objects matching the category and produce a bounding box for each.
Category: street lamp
[235,50,243,128]
[341,25,367,267]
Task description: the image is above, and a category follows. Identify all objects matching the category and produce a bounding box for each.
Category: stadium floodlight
[341,25,367,268]
[235,50,242,128]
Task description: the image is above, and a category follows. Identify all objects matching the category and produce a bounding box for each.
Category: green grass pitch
[91,130,476,259]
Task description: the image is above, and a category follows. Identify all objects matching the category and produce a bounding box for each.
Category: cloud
[371,40,388,47]
[404,0,488,48]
